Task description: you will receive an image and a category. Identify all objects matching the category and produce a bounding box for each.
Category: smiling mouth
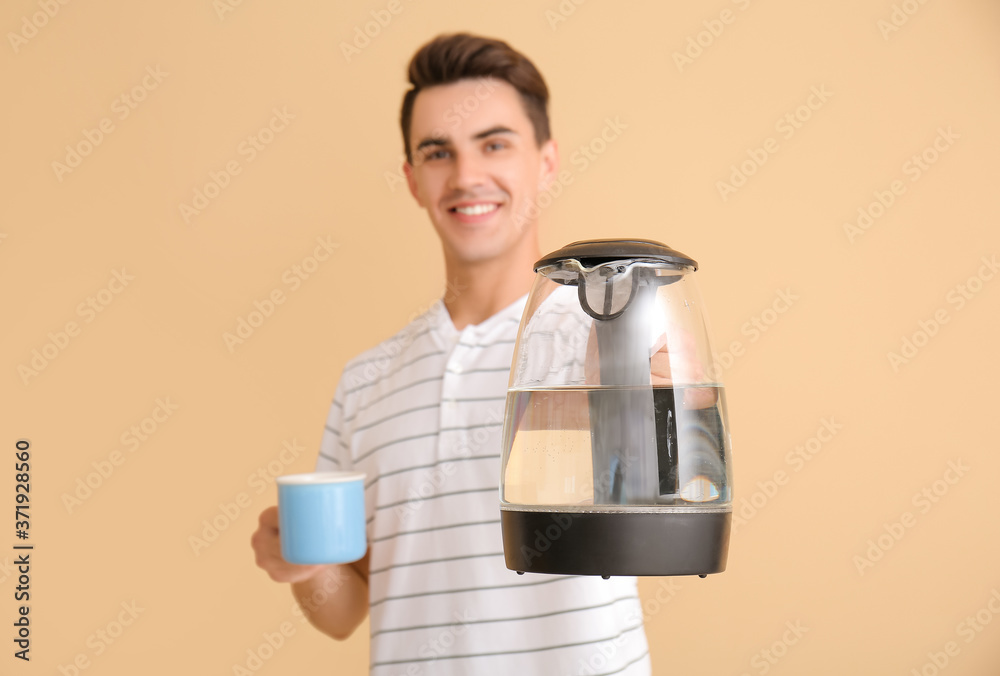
[449,203,500,216]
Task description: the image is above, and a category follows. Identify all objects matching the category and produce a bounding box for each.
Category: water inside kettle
[501,384,730,508]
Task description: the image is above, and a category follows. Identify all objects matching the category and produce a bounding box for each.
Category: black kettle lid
[534,238,698,271]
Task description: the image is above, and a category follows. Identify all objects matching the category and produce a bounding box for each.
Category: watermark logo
[707,287,799,381]
[508,116,627,234]
[18,268,135,385]
[545,0,588,31]
[223,236,337,353]
[672,0,756,72]
[394,406,504,523]
[853,459,970,575]
[886,254,996,372]
[213,0,247,20]
[737,621,809,676]
[733,417,843,532]
[910,587,1000,676]
[61,397,180,513]
[189,439,307,556]
[843,126,959,243]
[339,0,412,63]
[231,621,297,675]
[179,107,295,223]
[56,600,145,674]
[878,0,934,40]
[51,66,168,182]
[7,0,74,55]
[716,86,833,202]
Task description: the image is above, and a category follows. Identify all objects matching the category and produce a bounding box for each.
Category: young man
[252,33,651,675]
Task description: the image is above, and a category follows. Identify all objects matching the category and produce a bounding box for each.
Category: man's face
[403,77,558,267]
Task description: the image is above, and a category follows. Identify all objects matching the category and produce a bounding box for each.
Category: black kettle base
[501,508,731,578]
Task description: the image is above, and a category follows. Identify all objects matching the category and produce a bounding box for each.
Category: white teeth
[454,203,498,216]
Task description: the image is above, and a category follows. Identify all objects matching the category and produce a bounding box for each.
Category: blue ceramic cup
[276,472,367,565]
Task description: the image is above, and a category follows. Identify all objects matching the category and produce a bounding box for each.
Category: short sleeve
[314,373,352,472]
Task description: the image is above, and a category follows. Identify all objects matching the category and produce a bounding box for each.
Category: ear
[403,160,424,207]
[537,139,560,192]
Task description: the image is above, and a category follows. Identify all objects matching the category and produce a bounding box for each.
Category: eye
[425,148,450,161]
[485,140,507,151]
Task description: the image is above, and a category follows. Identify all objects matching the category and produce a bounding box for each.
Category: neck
[441,240,540,331]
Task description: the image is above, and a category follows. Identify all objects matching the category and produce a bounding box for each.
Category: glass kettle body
[499,239,733,578]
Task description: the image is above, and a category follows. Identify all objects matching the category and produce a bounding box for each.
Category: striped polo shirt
[314,293,651,676]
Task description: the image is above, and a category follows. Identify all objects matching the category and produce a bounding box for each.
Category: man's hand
[252,505,371,641]
[251,506,328,584]
[649,329,718,409]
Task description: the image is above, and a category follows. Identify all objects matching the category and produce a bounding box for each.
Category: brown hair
[400,32,551,164]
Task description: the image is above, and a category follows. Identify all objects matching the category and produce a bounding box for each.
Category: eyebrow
[414,126,518,154]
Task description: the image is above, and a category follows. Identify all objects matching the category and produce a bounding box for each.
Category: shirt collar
[431,292,529,341]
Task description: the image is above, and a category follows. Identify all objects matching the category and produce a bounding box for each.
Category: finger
[650,351,673,383]
[271,561,326,584]
[259,505,278,523]
[650,331,668,354]
[683,386,719,410]
[258,505,280,532]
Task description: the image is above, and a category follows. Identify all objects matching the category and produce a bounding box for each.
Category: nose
[447,150,487,192]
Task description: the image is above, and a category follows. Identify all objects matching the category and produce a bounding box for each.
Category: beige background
[3,0,999,673]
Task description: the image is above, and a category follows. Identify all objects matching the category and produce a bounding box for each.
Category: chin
[446,240,508,266]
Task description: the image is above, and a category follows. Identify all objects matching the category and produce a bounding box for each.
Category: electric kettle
[499,239,733,578]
